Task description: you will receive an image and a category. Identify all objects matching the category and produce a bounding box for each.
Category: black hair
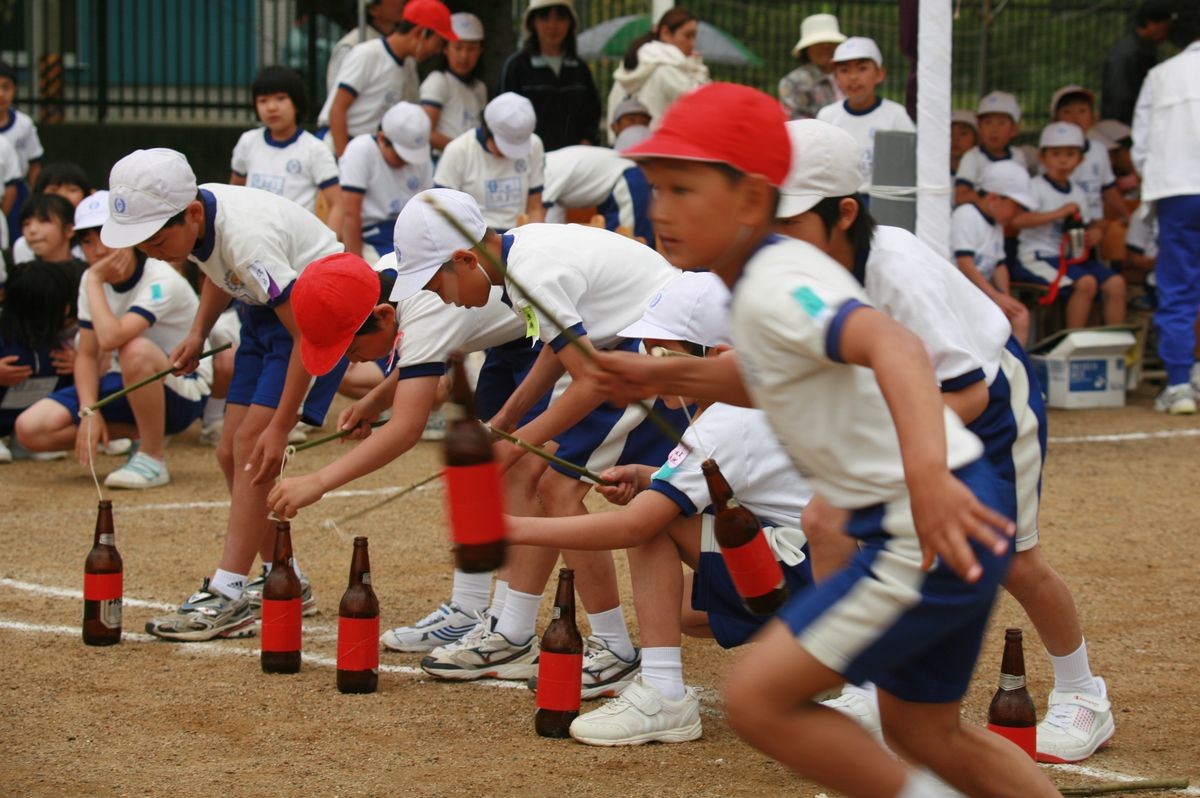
[355,270,398,335]
[0,60,15,85]
[810,195,877,254]
[1136,0,1177,26]
[161,190,204,229]
[34,162,93,196]
[251,65,309,123]
[623,8,697,70]
[523,4,578,58]
[0,262,77,349]
[1054,90,1094,112]
[18,193,75,229]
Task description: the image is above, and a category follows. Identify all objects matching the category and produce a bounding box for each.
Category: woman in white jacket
[606,8,709,140]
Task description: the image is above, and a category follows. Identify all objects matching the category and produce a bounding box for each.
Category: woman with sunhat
[778,13,846,120]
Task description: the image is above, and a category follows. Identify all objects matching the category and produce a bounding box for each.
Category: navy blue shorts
[49,371,206,435]
[1013,253,1118,292]
[475,336,553,425]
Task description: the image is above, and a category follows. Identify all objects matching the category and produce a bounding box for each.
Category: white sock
[450,569,492,614]
[895,769,946,798]
[1050,639,1098,695]
[587,607,636,661]
[211,568,246,600]
[203,397,226,426]
[844,681,878,702]
[489,579,509,619]
[640,646,685,701]
[494,588,540,643]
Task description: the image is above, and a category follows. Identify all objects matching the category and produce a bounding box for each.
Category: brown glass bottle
[442,352,506,573]
[535,568,584,738]
[986,627,1038,759]
[261,521,302,674]
[701,459,787,615]
[83,500,123,646]
[337,536,380,694]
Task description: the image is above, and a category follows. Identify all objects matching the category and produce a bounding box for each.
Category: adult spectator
[778,14,846,120]
[325,0,408,97]
[1101,0,1176,124]
[498,0,600,151]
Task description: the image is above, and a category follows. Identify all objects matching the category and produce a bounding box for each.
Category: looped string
[80,407,105,503]
[268,446,295,523]
[678,399,713,461]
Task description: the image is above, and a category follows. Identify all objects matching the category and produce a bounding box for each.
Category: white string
[80,408,105,503]
[678,398,713,460]
[268,446,295,523]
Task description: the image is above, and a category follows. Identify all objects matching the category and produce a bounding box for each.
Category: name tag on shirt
[0,376,58,410]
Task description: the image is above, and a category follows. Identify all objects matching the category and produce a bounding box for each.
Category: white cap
[612,96,651,124]
[389,188,487,301]
[777,120,864,219]
[381,102,432,165]
[618,271,732,347]
[523,0,578,28]
[74,190,110,232]
[951,109,978,132]
[976,91,1021,124]
[832,37,882,67]
[792,14,846,56]
[613,124,651,152]
[1039,121,1085,150]
[101,148,197,248]
[484,92,536,160]
[1092,119,1131,148]
[450,12,484,41]
[1049,84,1095,117]
[978,161,1035,209]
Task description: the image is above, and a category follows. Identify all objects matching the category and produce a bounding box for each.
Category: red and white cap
[484,93,536,160]
[624,82,791,187]
[450,12,484,42]
[618,270,732,347]
[403,0,458,42]
[101,148,197,248]
[832,36,882,67]
[291,253,381,376]
[778,119,864,218]
[382,101,432,164]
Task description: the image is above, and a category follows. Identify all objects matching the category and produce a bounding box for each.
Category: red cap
[404,0,458,42]
[291,253,381,376]
[624,83,791,187]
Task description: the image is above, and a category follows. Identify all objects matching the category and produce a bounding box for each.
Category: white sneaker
[99,437,134,456]
[420,612,537,681]
[1036,677,1115,763]
[528,635,641,699]
[104,452,170,489]
[199,420,224,446]
[1154,384,1197,415]
[0,438,11,464]
[822,685,883,743]
[381,601,479,652]
[568,676,702,746]
[288,422,317,444]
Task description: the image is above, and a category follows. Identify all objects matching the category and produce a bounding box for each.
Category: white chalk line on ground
[1048,427,1200,445]
[1046,763,1200,794]
[112,483,437,514]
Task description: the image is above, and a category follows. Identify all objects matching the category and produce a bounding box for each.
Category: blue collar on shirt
[972,203,997,226]
[1041,174,1072,194]
[111,255,147,294]
[498,233,516,306]
[192,188,218,261]
[843,96,883,117]
[382,37,405,67]
[450,70,477,87]
[727,234,785,293]
[981,146,1012,162]
[852,238,870,286]
[0,107,17,132]
[263,127,303,148]
[475,126,492,152]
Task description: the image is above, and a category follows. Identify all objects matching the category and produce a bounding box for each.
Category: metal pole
[97,0,108,122]
[358,0,368,42]
[978,0,991,95]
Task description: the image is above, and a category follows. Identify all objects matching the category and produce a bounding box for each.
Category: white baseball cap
[523,0,578,28]
[1039,121,1085,150]
[976,91,1021,124]
[777,120,864,219]
[1049,84,1095,117]
[613,124,651,152]
[389,188,488,301]
[484,92,537,160]
[978,161,1035,209]
[612,97,651,124]
[618,271,732,347]
[792,14,846,56]
[74,190,110,232]
[381,102,432,165]
[1092,119,1131,148]
[832,37,882,67]
[101,148,197,248]
[951,109,979,132]
[451,12,484,41]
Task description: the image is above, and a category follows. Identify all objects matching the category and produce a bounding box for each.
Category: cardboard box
[1029,327,1138,409]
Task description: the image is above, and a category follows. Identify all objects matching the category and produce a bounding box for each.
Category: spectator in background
[609,97,652,144]
[9,163,94,266]
[954,91,1024,207]
[950,110,978,179]
[420,12,489,156]
[0,60,44,240]
[606,8,709,139]
[1101,0,1176,125]
[779,14,846,121]
[1,136,25,257]
[324,0,408,97]
[498,0,600,151]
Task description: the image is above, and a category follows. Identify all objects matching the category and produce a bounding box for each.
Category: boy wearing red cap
[615,83,1057,797]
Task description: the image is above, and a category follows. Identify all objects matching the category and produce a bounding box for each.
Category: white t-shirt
[190,183,342,306]
[325,24,386,95]
[1018,175,1090,260]
[647,402,812,527]
[730,236,983,509]
[543,146,634,209]
[11,237,85,266]
[1068,139,1116,222]
[1125,203,1158,260]
[434,129,545,231]
[816,98,915,191]
[0,135,16,251]
[863,226,1011,387]
[952,203,1008,280]
[340,134,434,229]
[502,223,675,350]
[419,71,488,145]
[954,146,1028,191]
[230,127,339,212]
[0,108,44,175]
[317,38,419,138]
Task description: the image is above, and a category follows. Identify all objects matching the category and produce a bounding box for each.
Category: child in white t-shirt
[1050,85,1129,225]
[420,12,488,155]
[543,145,653,243]
[955,91,1027,206]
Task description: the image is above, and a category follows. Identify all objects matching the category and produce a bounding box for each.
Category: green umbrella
[577,14,762,67]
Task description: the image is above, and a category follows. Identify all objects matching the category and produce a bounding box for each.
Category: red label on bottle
[443,463,507,546]
[261,597,302,652]
[337,616,380,672]
[720,532,784,600]
[987,722,1036,759]
[535,651,583,712]
[84,571,123,601]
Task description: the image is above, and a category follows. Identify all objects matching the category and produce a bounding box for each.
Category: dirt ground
[1,384,1198,798]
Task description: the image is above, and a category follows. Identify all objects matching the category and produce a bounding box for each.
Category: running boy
[100,148,345,640]
[955,91,1026,207]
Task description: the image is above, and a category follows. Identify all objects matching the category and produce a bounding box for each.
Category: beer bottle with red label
[535,568,583,738]
[701,459,787,615]
[442,352,506,573]
[83,499,122,646]
[261,521,302,674]
[337,536,380,694]
[987,627,1038,759]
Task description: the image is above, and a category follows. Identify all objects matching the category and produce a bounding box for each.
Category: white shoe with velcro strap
[1036,677,1115,763]
[568,676,702,746]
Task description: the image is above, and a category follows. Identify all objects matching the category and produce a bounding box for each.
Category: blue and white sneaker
[380,601,479,653]
[104,451,170,489]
